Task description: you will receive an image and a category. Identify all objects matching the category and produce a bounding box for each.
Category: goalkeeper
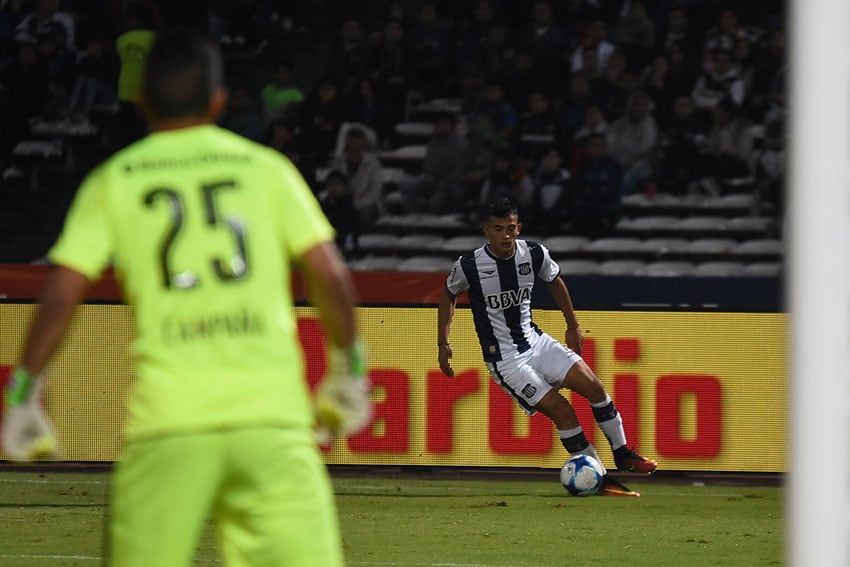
[1,30,369,566]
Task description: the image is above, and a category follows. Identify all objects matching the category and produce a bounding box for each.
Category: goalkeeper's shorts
[108,427,343,567]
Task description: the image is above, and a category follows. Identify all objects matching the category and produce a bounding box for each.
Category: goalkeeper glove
[2,367,59,460]
[315,340,372,438]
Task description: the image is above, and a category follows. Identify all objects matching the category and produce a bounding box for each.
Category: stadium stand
[0,1,786,282]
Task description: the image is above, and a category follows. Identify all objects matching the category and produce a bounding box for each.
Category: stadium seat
[582,237,647,258]
[744,262,783,277]
[396,255,455,273]
[595,259,647,276]
[674,216,729,235]
[678,238,738,262]
[542,235,590,255]
[617,215,680,235]
[699,193,756,214]
[379,145,427,164]
[348,255,404,272]
[692,261,748,277]
[357,233,399,254]
[731,238,784,260]
[556,259,599,276]
[641,238,690,258]
[442,235,487,255]
[726,216,774,237]
[636,261,696,277]
[395,233,445,254]
[394,122,434,140]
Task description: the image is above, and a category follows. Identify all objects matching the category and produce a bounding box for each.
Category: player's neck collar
[484,243,517,261]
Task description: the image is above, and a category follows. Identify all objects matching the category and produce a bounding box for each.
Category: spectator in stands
[0,0,28,53]
[589,48,634,119]
[659,6,701,77]
[573,104,608,146]
[696,97,755,195]
[704,7,754,58]
[319,169,359,258]
[36,26,75,118]
[691,44,746,112]
[368,18,411,145]
[468,21,513,81]
[517,1,569,78]
[569,133,623,235]
[555,73,591,143]
[754,118,784,215]
[613,1,655,64]
[0,42,45,152]
[477,146,534,215]
[399,112,467,214]
[113,5,158,148]
[325,19,369,100]
[14,0,74,50]
[299,76,347,164]
[749,28,786,121]
[456,0,498,62]
[260,58,304,126]
[504,49,547,115]
[469,75,517,147]
[514,90,557,168]
[265,117,315,189]
[606,89,657,194]
[460,113,501,215]
[329,126,384,231]
[346,76,384,144]
[532,145,571,233]
[571,19,615,75]
[656,94,707,194]
[639,53,687,125]
[67,36,117,118]
[407,1,453,98]
[219,86,264,143]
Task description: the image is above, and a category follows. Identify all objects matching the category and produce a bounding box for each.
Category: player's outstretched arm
[299,242,358,349]
[21,266,91,374]
[437,287,456,377]
[2,265,89,460]
[546,276,584,355]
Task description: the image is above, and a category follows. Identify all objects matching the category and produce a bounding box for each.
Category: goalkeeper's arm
[3,265,90,460]
[297,242,371,436]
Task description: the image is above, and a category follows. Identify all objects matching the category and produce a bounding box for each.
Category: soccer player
[437,197,657,497]
[1,31,369,564]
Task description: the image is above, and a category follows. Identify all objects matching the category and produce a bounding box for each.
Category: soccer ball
[560,454,605,496]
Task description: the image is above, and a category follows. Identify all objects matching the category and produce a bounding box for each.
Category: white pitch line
[0,554,221,564]
[0,477,107,485]
[0,555,99,561]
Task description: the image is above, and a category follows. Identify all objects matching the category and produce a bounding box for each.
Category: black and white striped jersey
[446,240,561,363]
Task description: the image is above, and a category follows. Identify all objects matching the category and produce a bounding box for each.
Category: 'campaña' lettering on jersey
[163,308,263,342]
[485,287,532,310]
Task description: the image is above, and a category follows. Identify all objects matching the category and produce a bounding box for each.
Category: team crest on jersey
[518,262,532,275]
[521,384,537,398]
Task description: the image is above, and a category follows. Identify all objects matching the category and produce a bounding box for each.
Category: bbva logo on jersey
[485,287,532,309]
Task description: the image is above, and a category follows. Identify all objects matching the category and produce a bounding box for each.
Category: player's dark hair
[486,197,518,220]
[143,29,223,120]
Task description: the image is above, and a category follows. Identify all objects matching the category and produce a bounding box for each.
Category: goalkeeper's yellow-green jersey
[49,124,334,441]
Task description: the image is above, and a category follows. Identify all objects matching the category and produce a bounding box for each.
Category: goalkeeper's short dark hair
[143,29,224,120]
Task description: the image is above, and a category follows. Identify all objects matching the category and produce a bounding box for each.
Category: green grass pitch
[0,469,782,566]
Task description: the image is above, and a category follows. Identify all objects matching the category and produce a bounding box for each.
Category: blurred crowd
[0,0,786,256]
